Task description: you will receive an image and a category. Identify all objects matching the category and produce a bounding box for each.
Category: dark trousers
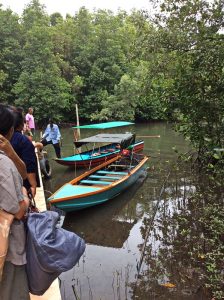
[42,139,61,158]
[0,262,30,300]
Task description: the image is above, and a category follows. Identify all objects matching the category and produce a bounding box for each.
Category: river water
[42,122,208,300]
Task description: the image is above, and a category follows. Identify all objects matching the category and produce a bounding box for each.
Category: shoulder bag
[26,210,86,295]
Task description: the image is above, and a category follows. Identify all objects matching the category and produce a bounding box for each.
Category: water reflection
[132,161,209,300]
[63,170,148,249]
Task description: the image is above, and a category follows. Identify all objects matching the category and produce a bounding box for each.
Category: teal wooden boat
[48,153,149,212]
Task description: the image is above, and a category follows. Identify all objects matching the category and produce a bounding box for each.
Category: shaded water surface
[42,122,208,300]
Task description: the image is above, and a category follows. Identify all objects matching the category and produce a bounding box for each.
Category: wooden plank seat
[109,164,134,168]
[80,180,112,185]
[89,175,122,180]
[96,170,128,175]
[110,164,129,168]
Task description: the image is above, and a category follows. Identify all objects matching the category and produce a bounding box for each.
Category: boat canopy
[72,121,134,130]
[74,133,135,148]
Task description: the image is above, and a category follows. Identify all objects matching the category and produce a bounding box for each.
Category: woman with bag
[0,104,30,300]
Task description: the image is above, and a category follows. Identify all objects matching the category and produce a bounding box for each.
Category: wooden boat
[55,132,144,168]
[48,153,149,212]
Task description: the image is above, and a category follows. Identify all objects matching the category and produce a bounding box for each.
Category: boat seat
[96,170,128,175]
[80,180,112,185]
[109,164,130,168]
[89,175,122,180]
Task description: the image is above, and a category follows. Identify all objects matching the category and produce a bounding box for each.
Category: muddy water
[42,122,208,300]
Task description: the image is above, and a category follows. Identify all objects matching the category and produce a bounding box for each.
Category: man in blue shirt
[41,119,61,158]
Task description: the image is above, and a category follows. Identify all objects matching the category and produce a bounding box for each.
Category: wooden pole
[74,104,81,154]
[75,104,80,139]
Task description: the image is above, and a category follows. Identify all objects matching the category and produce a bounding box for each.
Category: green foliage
[1,1,161,123]
[150,0,224,159]
[21,0,49,29]
[91,74,139,120]
[0,7,22,103]
[13,23,71,122]
[50,12,63,26]
[134,60,172,120]
[0,0,223,157]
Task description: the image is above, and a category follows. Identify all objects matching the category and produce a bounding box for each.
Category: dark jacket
[11,131,38,190]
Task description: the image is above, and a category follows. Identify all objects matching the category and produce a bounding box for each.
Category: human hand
[22,186,30,208]
[0,134,27,179]
[0,134,15,157]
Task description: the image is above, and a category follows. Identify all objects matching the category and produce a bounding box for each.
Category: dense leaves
[0,0,223,158]
[149,0,224,158]
[0,6,23,103]
[0,1,158,123]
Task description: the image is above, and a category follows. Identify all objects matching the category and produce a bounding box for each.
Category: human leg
[53,143,61,158]
[41,138,50,147]
[31,128,35,136]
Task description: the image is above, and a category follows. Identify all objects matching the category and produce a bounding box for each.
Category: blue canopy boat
[48,152,149,212]
[55,122,144,168]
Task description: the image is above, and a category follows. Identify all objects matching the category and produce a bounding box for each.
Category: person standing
[41,119,61,158]
[0,106,27,180]
[0,103,30,300]
[11,109,38,197]
[25,107,35,136]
